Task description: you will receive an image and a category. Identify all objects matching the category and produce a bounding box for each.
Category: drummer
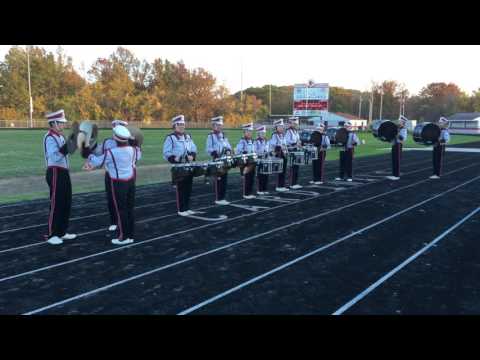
[254,125,270,195]
[386,115,408,181]
[430,117,450,179]
[163,115,198,216]
[309,122,330,185]
[335,121,359,182]
[285,117,302,189]
[235,123,256,199]
[269,118,289,192]
[206,116,232,205]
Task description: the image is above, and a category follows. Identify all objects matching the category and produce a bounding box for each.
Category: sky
[1,45,479,96]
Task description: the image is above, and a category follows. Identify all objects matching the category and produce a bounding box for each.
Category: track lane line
[332,206,480,315]
[20,164,480,315]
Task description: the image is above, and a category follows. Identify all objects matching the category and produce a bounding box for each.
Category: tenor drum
[413,122,441,145]
[303,144,318,162]
[258,157,284,175]
[288,151,306,166]
[205,161,227,177]
[231,153,257,168]
[372,120,398,142]
[171,162,207,182]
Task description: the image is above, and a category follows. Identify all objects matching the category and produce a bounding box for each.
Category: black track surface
[1,145,479,315]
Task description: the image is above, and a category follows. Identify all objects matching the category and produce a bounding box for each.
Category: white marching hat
[256,125,267,133]
[46,109,67,123]
[242,123,254,131]
[113,125,132,142]
[273,118,284,127]
[439,116,449,125]
[288,116,299,125]
[345,121,353,128]
[211,116,224,125]
[398,115,408,124]
[112,119,128,127]
[316,122,325,130]
[171,115,185,126]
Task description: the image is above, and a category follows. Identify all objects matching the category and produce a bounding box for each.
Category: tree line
[1,46,479,127]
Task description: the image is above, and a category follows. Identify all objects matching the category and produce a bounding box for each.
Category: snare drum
[258,157,284,175]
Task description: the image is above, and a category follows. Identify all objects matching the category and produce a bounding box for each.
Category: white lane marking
[0,153,438,214]
[183,214,228,222]
[0,158,473,257]
[21,165,479,315]
[226,204,270,212]
[332,206,480,315]
[177,175,480,315]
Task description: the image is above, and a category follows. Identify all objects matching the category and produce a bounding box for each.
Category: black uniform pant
[433,144,446,176]
[289,165,299,186]
[339,148,354,179]
[46,167,72,238]
[392,143,403,177]
[214,173,228,201]
[175,175,193,212]
[104,172,116,225]
[312,150,326,182]
[257,173,269,192]
[241,166,256,196]
[277,156,288,188]
[111,178,136,240]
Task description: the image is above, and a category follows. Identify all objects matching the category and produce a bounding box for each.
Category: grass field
[1,128,479,179]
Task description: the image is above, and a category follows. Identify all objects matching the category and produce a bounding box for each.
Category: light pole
[26,45,33,128]
[368,90,374,125]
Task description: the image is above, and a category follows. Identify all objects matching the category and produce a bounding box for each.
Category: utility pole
[240,59,244,115]
[269,84,272,117]
[358,96,362,119]
[26,45,33,128]
[379,87,384,121]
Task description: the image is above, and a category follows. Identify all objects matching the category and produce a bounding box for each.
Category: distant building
[305,112,368,130]
[447,113,480,135]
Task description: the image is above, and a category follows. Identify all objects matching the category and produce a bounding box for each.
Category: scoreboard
[293,83,329,117]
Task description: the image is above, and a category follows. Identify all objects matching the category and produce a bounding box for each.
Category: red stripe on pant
[48,167,57,237]
[110,179,124,239]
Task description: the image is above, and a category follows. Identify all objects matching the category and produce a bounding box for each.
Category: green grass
[0,128,478,179]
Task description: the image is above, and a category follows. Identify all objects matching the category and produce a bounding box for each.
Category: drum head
[413,122,440,145]
[335,128,348,144]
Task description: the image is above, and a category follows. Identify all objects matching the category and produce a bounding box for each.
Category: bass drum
[310,130,323,147]
[372,120,398,142]
[335,127,348,145]
[413,122,440,145]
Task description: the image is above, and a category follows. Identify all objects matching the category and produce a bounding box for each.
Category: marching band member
[206,116,232,205]
[285,117,302,189]
[43,109,77,245]
[309,123,330,185]
[335,121,359,182]
[84,125,141,245]
[386,116,408,181]
[254,125,270,195]
[236,123,256,199]
[163,115,198,216]
[91,119,129,232]
[430,117,450,179]
[269,118,289,192]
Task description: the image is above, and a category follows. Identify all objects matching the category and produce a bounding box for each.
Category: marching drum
[205,160,228,177]
[257,157,284,175]
[171,162,208,182]
[231,153,258,168]
[372,120,398,142]
[335,127,349,145]
[413,122,441,145]
[303,144,319,162]
[288,150,306,166]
